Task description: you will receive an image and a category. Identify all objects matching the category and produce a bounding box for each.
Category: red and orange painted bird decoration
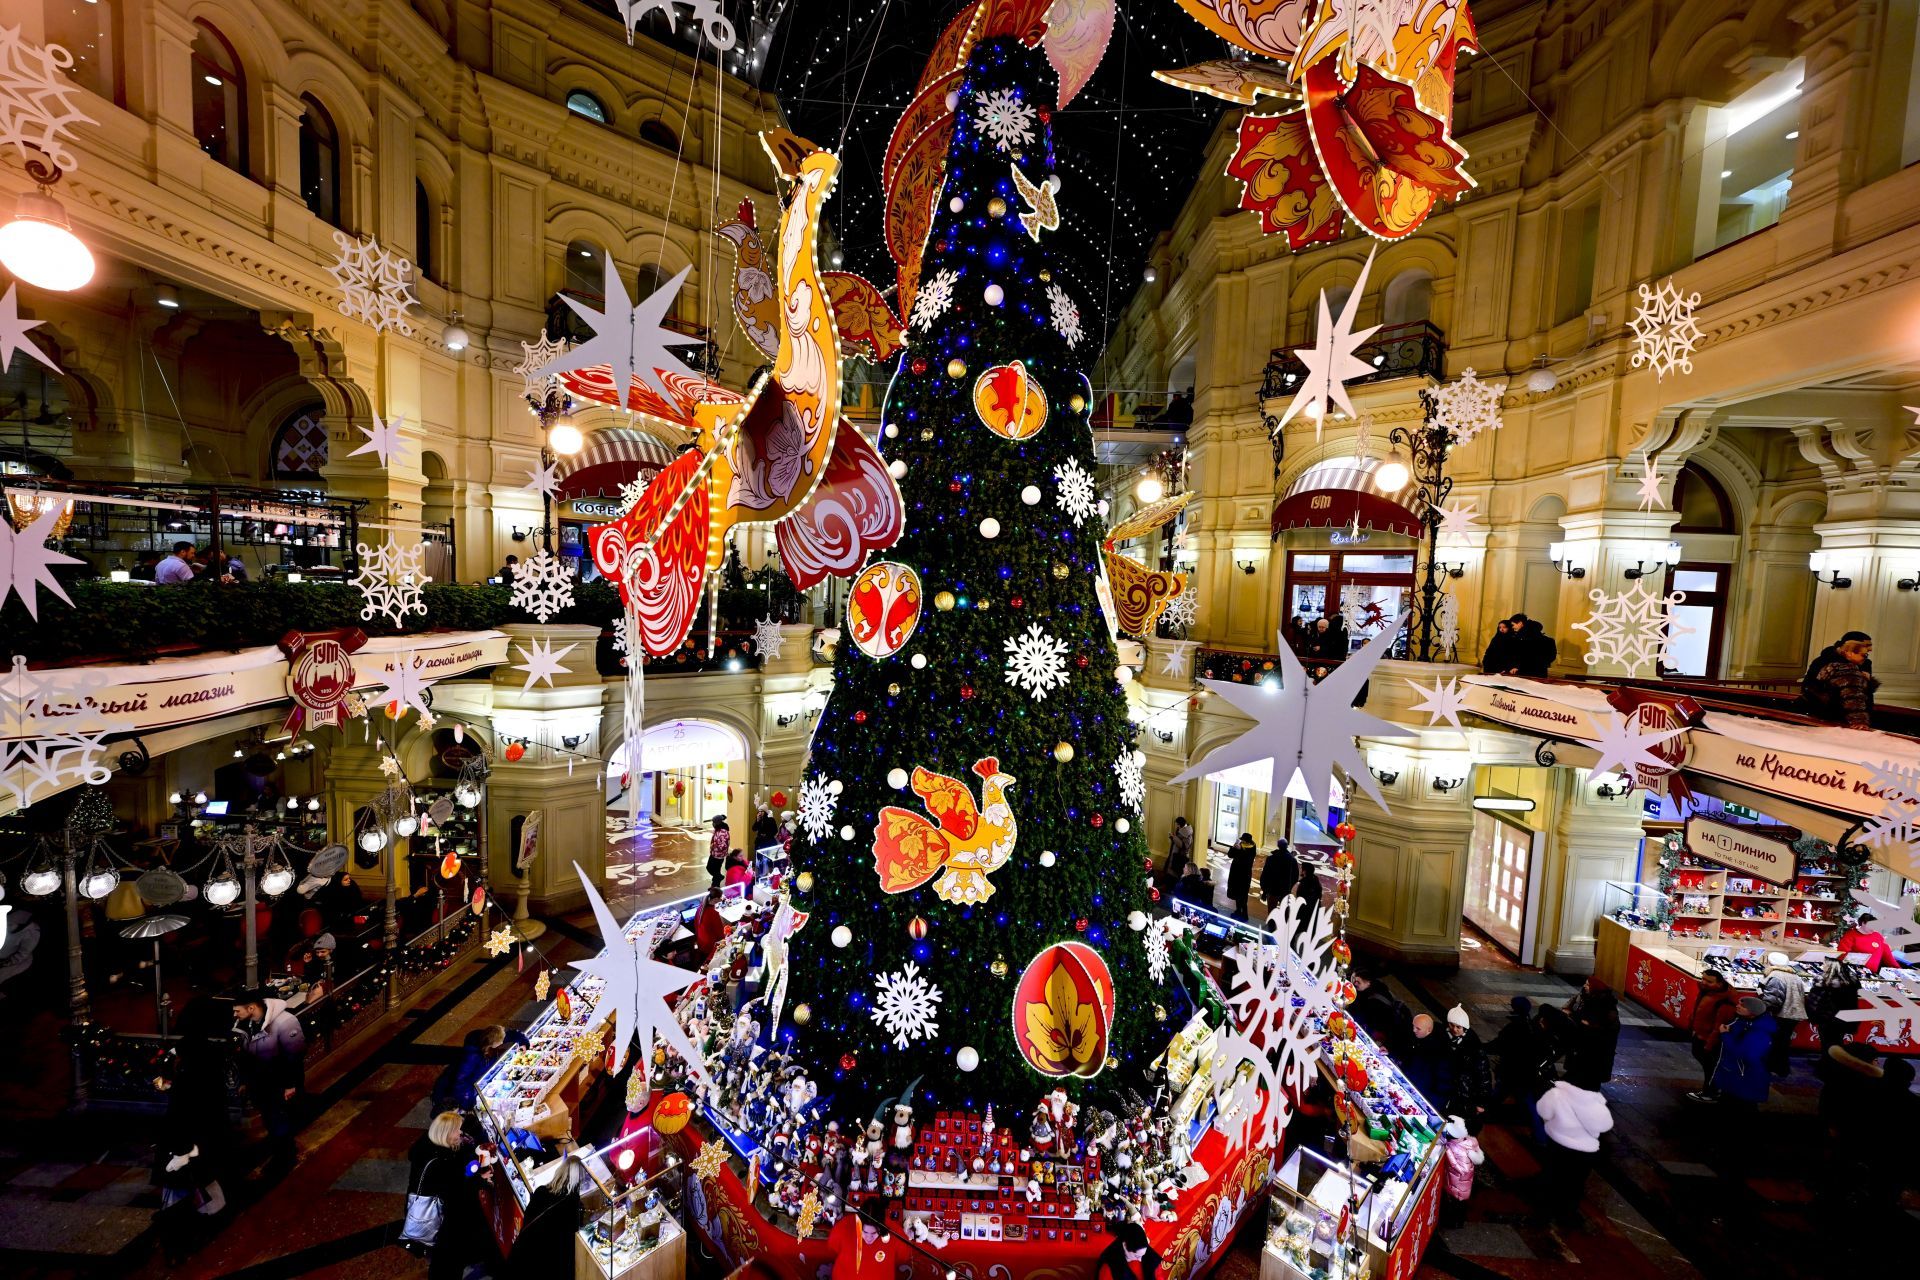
[871,757,1018,905]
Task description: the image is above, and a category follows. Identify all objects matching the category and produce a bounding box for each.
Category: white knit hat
[1767,951,1790,968]
[1446,1004,1471,1029]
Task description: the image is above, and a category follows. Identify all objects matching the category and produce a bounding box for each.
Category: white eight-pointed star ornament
[1173,615,1413,817]
[1634,455,1666,512]
[0,284,60,375]
[347,411,411,469]
[1434,499,1480,540]
[536,257,703,403]
[524,459,560,500]
[1406,674,1470,731]
[1272,248,1381,436]
[570,862,711,1086]
[368,652,436,720]
[511,637,577,691]
[1581,711,1685,792]
[1161,639,1198,679]
[1,503,82,618]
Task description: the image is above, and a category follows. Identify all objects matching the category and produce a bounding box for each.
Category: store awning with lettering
[1271,458,1420,540]
[556,429,681,501]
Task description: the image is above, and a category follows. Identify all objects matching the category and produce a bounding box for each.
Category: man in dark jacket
[1172,867,1212,910]
[1515,617,1556,677]
[1259,840,1298,913]
[1564,978,1622,1084]
[1349,968,1412,1057]
[1442,1005,1494,1131]
[1225,834,1257,920]
[232,990,308,1177]
[1490,995,1543,1103]
[1801,632,1877,728]
[1402,1014,1451,1106]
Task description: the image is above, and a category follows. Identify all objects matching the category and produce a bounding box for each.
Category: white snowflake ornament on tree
[973,88,1038,152]
[796,774,839,843]
[352,537,429,625]
[1629,277,1704,381]
[1,502,82,619]
[1053,457,1099,526]
[753,617,787,662]
[1113,749,1146,813]
[509,548,577,624]
[1004,623,1071,700]
[871,962,943,1048]
[1143,917,1178,983]
[0,28,95,172]
[0,656,114,810]
[1161,585,1199,634]
[1570,580,1691,677]
[1433,369,1506,445]
[908,268,958,331]
[1046,282,1084,348]
[326,231,417,335]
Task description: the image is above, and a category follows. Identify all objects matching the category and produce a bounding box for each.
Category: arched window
[190,21,247,174]
[1672,463,1736,533]
[565,90,608,123]
[564,239,606,296]
[1382,270,1434,327]
[272,410,329,480]
[44,0,122,104]
[414,180,436,282]
[298,95,341,225]
[639,117,679,151]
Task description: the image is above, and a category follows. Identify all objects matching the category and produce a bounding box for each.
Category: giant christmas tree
[781,35,1168,1109]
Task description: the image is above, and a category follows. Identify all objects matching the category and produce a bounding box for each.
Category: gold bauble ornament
[1053,741,1075,763]
[919,427,935,441]
[988,197,1007,217]
[1039,268,1052,282]
[990,955,1009,978]
[1154,1004,1168,1022]
[793,1003,812,1025]
[887,682,901,695]
[975,597,990,612]
[947,358,967,378]
[1051,562,1069,580]
[1069,394,1086,413]
[934,590,957,612]
[795,871,814,893]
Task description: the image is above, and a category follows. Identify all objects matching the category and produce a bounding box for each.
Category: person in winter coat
[1172,867,1212,909]
[1806,958,1863,1050]
[1440,1114,1485,1225]
[1688,970,1738,1090]
[1225,834,1257,920]
[1349,968,1413,1058]
[150,998,236,1259]
[1534,1077,1613,1228]
[432,1024,505,1115]
[751,807,780,851]
[1760,951,1809,1075]
[1094,1218,1162,1280]
[1563,978,1621,1085]
[706,815,732,886]
[231,990,308,1177]
[1401,1014,1450,1106]
[502,1153,587,1280]
[1259,840,1299,912]
[1800,632,1878,728]
[1693,996,1775,1107]
[408,1111,502,1280]
[1291,868,1324,939]
[1515,617,1556,677]
[1479,619,1514,675]
[1489,996,1543,1105]
[1442,1005,1494,1132]
[1165,817,1195,885]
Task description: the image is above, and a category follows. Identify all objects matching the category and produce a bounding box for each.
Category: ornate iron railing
[1259,320,1448,404]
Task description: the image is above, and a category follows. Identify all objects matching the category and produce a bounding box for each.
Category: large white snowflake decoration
[0,28,95,173]
[509,548,576,623]
[611,611,636,657]
[1161,585,1199,633]
[516,332,568,399]
[618,475,651,512]
[1847,887,1920,961]
[1004,623,1071,700]
[1144,918,1177,983]
[1113,749,1146,813]
[615,0,737,50]
[352,537,429,625]
[870,961,943,1048]
[908,268,958,331]
[973,88,1038,152]
[0,656,113,810]
[1213,896,1340,1149]
[1432,369,1506,446]
[1861,760,1920,854]
[1570,580,1691,677]
[1435,591,1460,656]
[1839,993,1920,1046]
[1053,457,1099,526]
[326,231,417,335]
[1046,283,1085,348]
[796,774,839,843]
[753,617,787,662]
[1629,277,1704,381]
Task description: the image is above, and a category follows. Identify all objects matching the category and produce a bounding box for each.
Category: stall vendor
[1836,915,1912,972]
[828,1197,895,1279]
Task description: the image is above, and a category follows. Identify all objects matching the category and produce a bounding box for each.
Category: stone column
[1536,767,1649,975]
[1344,743,1479,965]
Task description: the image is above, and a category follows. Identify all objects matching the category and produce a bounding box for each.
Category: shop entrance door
[1283,550,1416,653]
[1465,810,1546,963]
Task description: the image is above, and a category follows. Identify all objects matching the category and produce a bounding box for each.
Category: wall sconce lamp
[1431,774,1467,793]
[1897,568,1919,592]
[1429,755,1471,794]
[1547,541,1587,580]
[1808,551,1852,589]
[1369,748,1407,788]
[1370,763,1401,786]
[560,734,586,751]
[775,711,799,727]
[1235,558,1257,575]
[1152,726,1175,744]
[1623,540,1683,580]
[510,527,529,543]
[1592,772,1632,800]
[1436,558,1466,579]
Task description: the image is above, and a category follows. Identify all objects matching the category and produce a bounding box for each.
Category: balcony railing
[1260,320,1447,403]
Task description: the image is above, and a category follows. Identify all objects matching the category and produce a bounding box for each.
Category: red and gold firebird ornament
[871,757,1018,905]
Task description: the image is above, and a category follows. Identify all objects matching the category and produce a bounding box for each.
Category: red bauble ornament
[1150,888,1161,902]
[1010,596,1024,609]
[1074,917,1088,932]
[1333,849,1355,871]
[1039,109,1052,123]
[853,710,868,724]
[1333,938,1352,965]
[960,685,975,701]
[911,357,928,374]
[1328,1010,1355,1039]
[652,1092,693,1135]
[1074,654,1090,669]
[1334,821,1357,841]
[1339,981,1357,1006]
[1143,859,1154,871]
[504,742,526,762]
[908,915,929,940]
[839,1052,858,1071]
[948,481,963,493]
[1090,814,1105,828]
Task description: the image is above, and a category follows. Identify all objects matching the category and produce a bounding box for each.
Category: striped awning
[556,429,684,501]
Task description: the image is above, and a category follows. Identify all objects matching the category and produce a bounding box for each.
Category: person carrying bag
[400,1154,445,1253]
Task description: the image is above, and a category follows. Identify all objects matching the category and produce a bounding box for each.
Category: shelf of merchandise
[1666,860,1843,947]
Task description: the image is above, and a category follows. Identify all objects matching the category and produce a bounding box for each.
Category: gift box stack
[898,1111,1105,1245]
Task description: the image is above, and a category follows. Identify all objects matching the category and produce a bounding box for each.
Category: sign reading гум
[1685,814,1795,887]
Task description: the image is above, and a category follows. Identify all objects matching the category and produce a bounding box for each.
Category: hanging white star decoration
[1174,616,1413,817]
[1433,369,1506,445]
[326,231,417,335]
[352,538,430,625]
[1629,276,1704,381]
[1272,249,1379,437]
[1435,499,1480,540]
[1634,454,1666,512]
[511,637,577,691]
[1161,640,1198,679]
[347,411,411,469]
[570,862,712,1085]
[0,656,114,810]
[1406,674,1469,731]
[0,284,60,375]
[0,27,95,172]
[1571,580,1691,678]
[538,258,703,402]
[1010,164,1062,241]
[509,548,576,624]
[753,617,787,662]
[1581,710,1685,793]
[524,459,561,500]
[1,503,81,618]
[368,651,435,720]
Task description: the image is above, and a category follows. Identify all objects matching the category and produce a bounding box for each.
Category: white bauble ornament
[888,767,909,789]
[828,779,844,796]
[1116,667,1133,684]
[910,653,928,670]
[1116,818,1131,833]
[979,517,1001,539]
[888,459,907,480]
[838,824,855,841]
[949,196,964,212]
[1096,499,1110,517]
[884,423,899,439]
[983,284,1004,306]
[831,925,853,948]
[1021,485,1042,505]
[1038,850,1056,867]
[957,1046,980,1072]
[1128,910,1148,931]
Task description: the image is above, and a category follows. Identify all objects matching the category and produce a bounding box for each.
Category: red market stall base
[1623,943,1918,1055]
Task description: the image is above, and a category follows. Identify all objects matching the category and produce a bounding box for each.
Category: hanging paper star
[1582,711,1686,790]
[689,1139,729,1181]
[486,926,517,957]
[569,862,711,1088]
[379,755,403,777]
[1435,500,1480,540]
[1173,615,1413,817]
[1272,248,1380,435]
[1635,455,1666,512]
[536,258,703,403]
[1406,675,1470,731]
[368,653,434,720]
[525,459,560,499]
[1161,640,1197,679]
[1009,163,1061,241]
[511,637,577,691]
[1,503,81,619]
[534,968,551,1001]
[0,284,60,375]
[348,411,411,468]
